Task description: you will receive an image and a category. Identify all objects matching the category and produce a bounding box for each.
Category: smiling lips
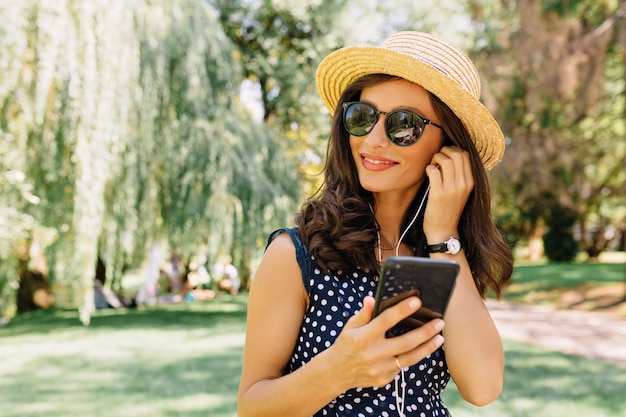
[361,154,398,171]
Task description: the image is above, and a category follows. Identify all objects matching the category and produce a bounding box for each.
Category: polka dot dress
[273,228,451,417]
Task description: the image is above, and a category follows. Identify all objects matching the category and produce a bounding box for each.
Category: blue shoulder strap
[267,227,312,292]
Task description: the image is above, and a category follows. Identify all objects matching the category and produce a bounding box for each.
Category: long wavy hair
[296,74,512,296]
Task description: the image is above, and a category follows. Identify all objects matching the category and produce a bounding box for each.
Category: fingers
[370,296,446,365]
[345,295,376,328]
[426,146,474,193]
[369,295,421,335]
[333,296,418,388]
[393,318,445,368]
[424,146,473,239]
[335,296,446,389]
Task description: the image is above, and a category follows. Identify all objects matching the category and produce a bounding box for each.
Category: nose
[363,114,390,148]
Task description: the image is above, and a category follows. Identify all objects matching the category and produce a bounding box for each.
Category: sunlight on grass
[4,291,626,417]
[442,340,626,417]
[500,262,625,303]
[1,295,246,417]
[172,393,230,411]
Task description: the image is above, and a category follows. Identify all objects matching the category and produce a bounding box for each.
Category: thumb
[346,295,376,328]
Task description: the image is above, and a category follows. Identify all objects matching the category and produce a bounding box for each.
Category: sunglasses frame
[342,101,443,146]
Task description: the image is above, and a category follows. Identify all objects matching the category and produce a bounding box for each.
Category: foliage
[0,0,300,322]
[542,205,579,262]
[466,0,626,259]
[210,0,348,198]
[0,0,137,321]
[212,0,342,124]
[210,0,474,197]
[2,0,625,320]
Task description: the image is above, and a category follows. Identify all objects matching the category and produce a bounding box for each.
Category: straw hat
[316,31,505,169]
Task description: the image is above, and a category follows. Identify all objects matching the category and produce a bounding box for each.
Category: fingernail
[434,335,444,347]
[408,298,419,309]
[434,320,445,331]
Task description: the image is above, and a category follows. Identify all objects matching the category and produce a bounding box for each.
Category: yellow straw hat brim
[316,32,505,169]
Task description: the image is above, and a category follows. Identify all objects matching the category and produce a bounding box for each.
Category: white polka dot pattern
[287,252,451,416]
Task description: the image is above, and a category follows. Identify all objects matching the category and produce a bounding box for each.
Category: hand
[378,290,442,332]
[423,146,474,243]
[328,296,445,391]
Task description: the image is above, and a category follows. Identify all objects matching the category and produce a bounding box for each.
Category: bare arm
[237,233,344,417]
[425,146,504,406]
[432,254,504,406]
[237,232,447,417]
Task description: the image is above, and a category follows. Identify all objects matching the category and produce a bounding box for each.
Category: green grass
[442,340,626,416]
[511,261,624,289]
[490,261,625,303]
[2,260,626,417]
[0,295,247,417]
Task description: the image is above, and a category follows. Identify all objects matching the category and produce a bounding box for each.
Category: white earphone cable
[372,183,430,417]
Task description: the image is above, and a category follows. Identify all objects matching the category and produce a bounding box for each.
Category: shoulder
[251,229,305,304]
[265,229,297,255]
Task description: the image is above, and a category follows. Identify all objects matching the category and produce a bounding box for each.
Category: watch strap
[427,237,461,254]
[427,242,448,253]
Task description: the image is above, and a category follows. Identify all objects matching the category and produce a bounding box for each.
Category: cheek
[406,138,443,168]
[349,136,361,159]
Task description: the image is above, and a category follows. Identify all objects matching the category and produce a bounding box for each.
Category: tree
[0,0,300,322]
[210,0,471,196]
[466,0,626,260]
[0,0,140,322]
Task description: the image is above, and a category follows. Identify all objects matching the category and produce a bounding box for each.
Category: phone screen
[372,256,459,337]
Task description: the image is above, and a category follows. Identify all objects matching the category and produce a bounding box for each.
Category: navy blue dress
[269,228,451,417]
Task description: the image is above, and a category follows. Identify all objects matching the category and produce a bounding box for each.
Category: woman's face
[349,79,444,199]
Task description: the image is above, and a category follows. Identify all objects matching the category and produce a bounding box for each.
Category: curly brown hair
[296,74,512,297]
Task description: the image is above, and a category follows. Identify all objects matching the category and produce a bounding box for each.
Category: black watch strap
[427,237,462,254]
[427,242,448,253]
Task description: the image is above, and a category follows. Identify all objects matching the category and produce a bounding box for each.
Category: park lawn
[491,260,625,307]
[0,295,247,417]
[443,340,626,417]
[2,260,626,417]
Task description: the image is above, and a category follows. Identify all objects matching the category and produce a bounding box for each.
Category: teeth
[364,157,393,165]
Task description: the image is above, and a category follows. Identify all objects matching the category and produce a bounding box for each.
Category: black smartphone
[372,256,459,337]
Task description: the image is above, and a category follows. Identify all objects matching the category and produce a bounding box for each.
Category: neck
[371,185,422,236]
[378,232,400,250]
[373,183,431,263]
[375,231,415,263]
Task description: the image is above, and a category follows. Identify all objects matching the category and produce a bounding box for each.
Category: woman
[238,31,513,417]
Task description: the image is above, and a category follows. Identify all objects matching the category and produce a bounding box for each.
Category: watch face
[447,238,461,254]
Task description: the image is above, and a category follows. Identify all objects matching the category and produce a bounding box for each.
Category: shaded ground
[498,259,626,317]
[487,291,626,368]
[547,283,626,315]
[501,281,626,316]
[486,259,626,367]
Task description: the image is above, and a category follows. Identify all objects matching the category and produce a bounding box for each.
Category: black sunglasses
[342,101,443,146]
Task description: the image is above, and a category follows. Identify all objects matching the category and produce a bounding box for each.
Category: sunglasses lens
[342,102,428,146]
[343,103,376,136]
[386,111,425,146]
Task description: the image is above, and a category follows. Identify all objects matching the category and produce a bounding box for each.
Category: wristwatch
[427,237,462,255]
